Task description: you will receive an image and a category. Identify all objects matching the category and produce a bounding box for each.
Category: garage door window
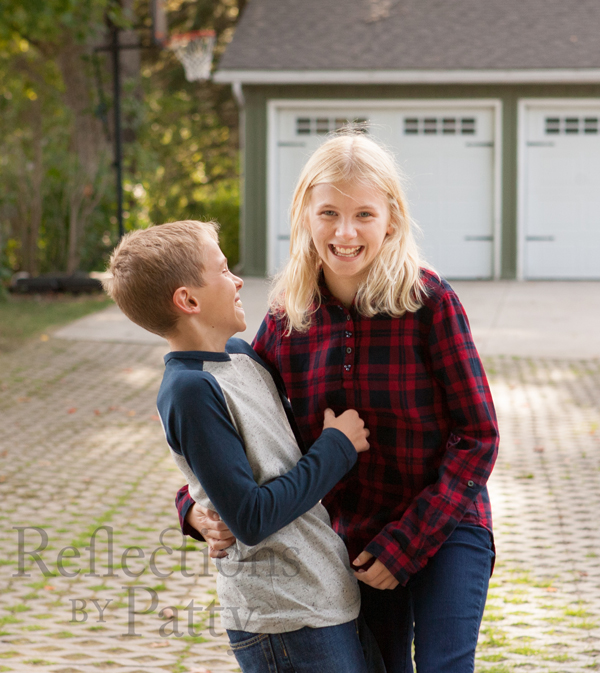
[296,117,369,135]
[404,117,476,135]
[545,116,599,134]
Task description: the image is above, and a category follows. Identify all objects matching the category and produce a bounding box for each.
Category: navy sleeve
[160,371,357,547]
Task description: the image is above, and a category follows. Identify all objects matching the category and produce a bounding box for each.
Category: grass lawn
[0,292,113,353]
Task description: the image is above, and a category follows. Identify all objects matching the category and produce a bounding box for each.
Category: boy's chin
[230,320,247,337]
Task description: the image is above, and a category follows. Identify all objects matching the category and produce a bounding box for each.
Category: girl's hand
[352,551,399,590]
[186,503,236,558]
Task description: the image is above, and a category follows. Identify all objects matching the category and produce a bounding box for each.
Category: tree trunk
[26,98,44,276]
[57,37,110,273]
[13,98,44,276]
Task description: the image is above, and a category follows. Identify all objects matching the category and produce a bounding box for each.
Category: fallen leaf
[17,397,30,403]
[94,410,101,416]
[149,641,170,648]
[127,410,136,417]
[534,446,544,453]
[150,414,159,421]
[123,367,133,373]
[40,334,49,342]
[67,407,77,414]
[0,475,6,483]
[0,450,8,458]
[545,587,557,592]
[161,608,175,619]
[44,585,55,591]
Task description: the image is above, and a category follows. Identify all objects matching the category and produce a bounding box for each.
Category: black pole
[111,23,124,240]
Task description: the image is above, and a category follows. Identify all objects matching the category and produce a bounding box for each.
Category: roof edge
[214,69,600,85]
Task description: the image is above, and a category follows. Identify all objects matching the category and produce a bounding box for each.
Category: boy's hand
[352,551,399,590]
[185,503,236,558]
[323,408,370,453]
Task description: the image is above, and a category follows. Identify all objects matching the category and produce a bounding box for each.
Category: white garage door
[523,103,600,279]
[269,102,499,278]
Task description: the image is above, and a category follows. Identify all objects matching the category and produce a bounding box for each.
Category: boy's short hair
[103,220,219,337]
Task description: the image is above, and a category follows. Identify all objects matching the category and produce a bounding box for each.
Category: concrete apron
[54,279,600,360]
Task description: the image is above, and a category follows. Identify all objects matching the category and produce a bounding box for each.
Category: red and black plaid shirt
[176,269,499,585]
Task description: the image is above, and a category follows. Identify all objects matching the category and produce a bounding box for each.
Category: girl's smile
[329,244,364,258]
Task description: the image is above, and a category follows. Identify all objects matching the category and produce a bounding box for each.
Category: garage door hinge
[526,236,555,241]
[466,142,494,147]
[526,142,555,147]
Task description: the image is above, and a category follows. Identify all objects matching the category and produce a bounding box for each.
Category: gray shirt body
[159,340,360,633]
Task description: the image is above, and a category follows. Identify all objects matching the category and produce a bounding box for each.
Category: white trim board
[267,98,503,279]
[517,97,600,280]
[217,69,600,85]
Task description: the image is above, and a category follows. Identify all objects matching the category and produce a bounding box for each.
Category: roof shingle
[219,0,600,71]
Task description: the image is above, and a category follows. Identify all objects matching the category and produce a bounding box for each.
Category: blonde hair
[103,220,219,337]
[270,132,428,333]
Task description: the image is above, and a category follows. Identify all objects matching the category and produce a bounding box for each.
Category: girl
[179,132,498,672]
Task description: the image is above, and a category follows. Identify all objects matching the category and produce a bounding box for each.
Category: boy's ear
[172,287,201,315]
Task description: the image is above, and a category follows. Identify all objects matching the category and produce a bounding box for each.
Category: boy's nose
[233,274,243,289]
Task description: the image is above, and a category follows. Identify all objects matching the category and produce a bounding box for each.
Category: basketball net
[167,30,216,82]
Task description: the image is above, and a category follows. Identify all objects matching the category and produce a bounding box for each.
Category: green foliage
[0,0,243,280]
[0,0,127,45]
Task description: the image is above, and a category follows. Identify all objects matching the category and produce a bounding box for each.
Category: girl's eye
[358,211,373,218]
[321,210,337,217]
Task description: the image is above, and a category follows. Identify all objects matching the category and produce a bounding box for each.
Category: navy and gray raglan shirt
[157,338,361,633]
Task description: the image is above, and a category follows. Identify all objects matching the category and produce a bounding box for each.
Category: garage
[268,101,501,279]
[521,101,600,279]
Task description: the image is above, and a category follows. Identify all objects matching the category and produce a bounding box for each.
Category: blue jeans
[360,523,495,673]
[227,618,370,672]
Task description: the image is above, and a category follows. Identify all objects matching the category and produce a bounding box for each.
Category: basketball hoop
[166,29,216,82]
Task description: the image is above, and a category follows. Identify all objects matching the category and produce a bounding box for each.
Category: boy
[104,220,372,672]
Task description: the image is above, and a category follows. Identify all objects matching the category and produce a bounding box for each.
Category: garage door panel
[582,201,600,228]
[524,105,600,279]
[527,237,600,279]
[272,105,497,278]
[276,144,311,240]
[437,241,493,279]
[392,110,495,278]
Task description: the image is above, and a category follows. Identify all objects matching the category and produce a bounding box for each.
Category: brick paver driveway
[0,337,599,672]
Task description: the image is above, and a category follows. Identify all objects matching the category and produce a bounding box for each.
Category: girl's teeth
[332,245,361,257]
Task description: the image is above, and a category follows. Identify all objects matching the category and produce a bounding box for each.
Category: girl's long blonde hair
[270,132,429,333]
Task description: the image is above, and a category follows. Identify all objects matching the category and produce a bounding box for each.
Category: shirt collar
[164,351,231,365]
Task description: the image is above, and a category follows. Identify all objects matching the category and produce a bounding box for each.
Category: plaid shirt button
[346,347,352,354]
[468,480,475,487]
[345,331,352,337]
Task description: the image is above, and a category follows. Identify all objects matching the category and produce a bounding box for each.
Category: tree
[0,0,124,273]
[0,0,246,277]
